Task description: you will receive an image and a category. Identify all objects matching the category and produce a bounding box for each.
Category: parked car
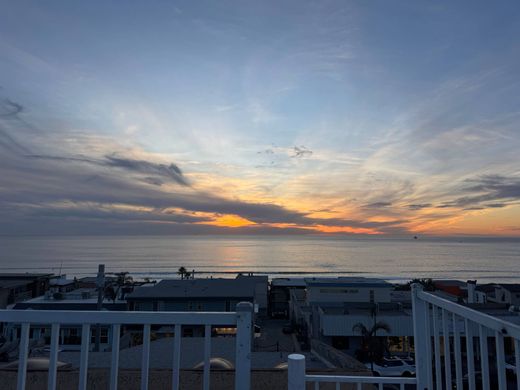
[367,357,416,377]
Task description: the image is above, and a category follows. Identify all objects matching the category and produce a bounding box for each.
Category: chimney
[467,280,477,303]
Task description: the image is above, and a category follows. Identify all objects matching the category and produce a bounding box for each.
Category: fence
[0,302,253,390]
[288,284,520,389]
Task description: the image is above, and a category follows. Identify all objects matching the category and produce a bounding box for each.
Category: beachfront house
[126,277,259,337]
[0,273,54,308]
[491,284,520,306]
[4,287,126,352]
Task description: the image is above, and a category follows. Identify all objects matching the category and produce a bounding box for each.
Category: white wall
[307,286,392,304]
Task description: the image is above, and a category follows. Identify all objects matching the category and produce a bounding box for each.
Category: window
[319,288,359,294]
[90,327,109,344]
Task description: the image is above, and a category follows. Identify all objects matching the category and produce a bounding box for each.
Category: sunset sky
[1,1,520,236]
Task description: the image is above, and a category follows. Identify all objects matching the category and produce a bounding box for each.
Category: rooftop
[0,279,33,289]
[58,337,326,370]
[0,273,54,280]
[304,277,392,288]
[475,283,497,293]
[271,278,307,287]
[126,278,257,300]
[497,283,520,293]
[13,288,126,310]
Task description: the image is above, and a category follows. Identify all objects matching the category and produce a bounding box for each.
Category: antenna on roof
[58,261,63,277]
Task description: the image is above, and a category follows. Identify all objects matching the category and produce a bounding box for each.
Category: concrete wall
[0,368,371,390]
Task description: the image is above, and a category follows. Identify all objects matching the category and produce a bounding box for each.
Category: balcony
[0,303,253,390]
[288,284,520,389]
[1,286,519,389]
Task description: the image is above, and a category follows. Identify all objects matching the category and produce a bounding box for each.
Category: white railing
[288,284,520,390]
[288,353,417,389]
[412,284,520,390]
[288,353,416,390]
[0,302,253,390]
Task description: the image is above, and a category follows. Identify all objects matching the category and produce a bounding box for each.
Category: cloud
[407,203,432,210]
[0,98,32,155]
[443,174,520,209]
[0,99,23,118]
[26,154,190,187]
[292,146,313,158]
[103,156,189,186]
[365,201,392,208]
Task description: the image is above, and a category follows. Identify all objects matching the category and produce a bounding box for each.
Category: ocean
[0,235,519,283]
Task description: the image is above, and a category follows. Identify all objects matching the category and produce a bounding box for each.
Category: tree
[352,321,391,371]
[178,267,187,280]
[395,278,436,291]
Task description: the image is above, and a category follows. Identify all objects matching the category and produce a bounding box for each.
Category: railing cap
[236,301,253,312]
[411,283,424,293]
[288,353,305,361]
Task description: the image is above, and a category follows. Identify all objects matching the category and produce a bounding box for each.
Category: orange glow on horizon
[207,214,256,228]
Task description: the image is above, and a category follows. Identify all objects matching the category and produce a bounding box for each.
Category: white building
[489,284,520,306]
[304,277,393,304]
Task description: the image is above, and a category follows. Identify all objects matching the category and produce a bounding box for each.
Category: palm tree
[178,266,187,280]
[352,321,391,371]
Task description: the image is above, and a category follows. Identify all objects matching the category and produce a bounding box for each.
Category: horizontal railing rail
[0,302,253,390]
[0,309,239,325]
[288,353,417,390]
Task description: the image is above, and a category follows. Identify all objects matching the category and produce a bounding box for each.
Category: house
[316,302,414,353]
[49,276,77,293]
[6,288,126,351]
[304,277,393,304]
[126,278,258,337]
[434,280,467,299]
[0,280,35,309]
[0,273,54,305]
[236,274,269,315]
[474,283,496,304]
[126,278,258,312]
[290,277,399,350]
[490,284,520,306]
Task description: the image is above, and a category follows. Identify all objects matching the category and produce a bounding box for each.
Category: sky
[1,1,520,236]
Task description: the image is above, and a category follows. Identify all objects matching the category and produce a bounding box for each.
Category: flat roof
[321,306,411,316]
[0,279,32,289]
[498,284,520,293]
[0,273,54,279]
[271,278,307,287]
[127,278,257,300]
[13,302,127,311]
[476,284,497,293]
[50,278,76,286]
[304,277,391,288]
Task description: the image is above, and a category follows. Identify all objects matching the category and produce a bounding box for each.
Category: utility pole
[94,264,105,352]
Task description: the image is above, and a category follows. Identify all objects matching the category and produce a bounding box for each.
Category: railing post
[412,283,429,390]
[235,302,252,390]
[288,353,306,390]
